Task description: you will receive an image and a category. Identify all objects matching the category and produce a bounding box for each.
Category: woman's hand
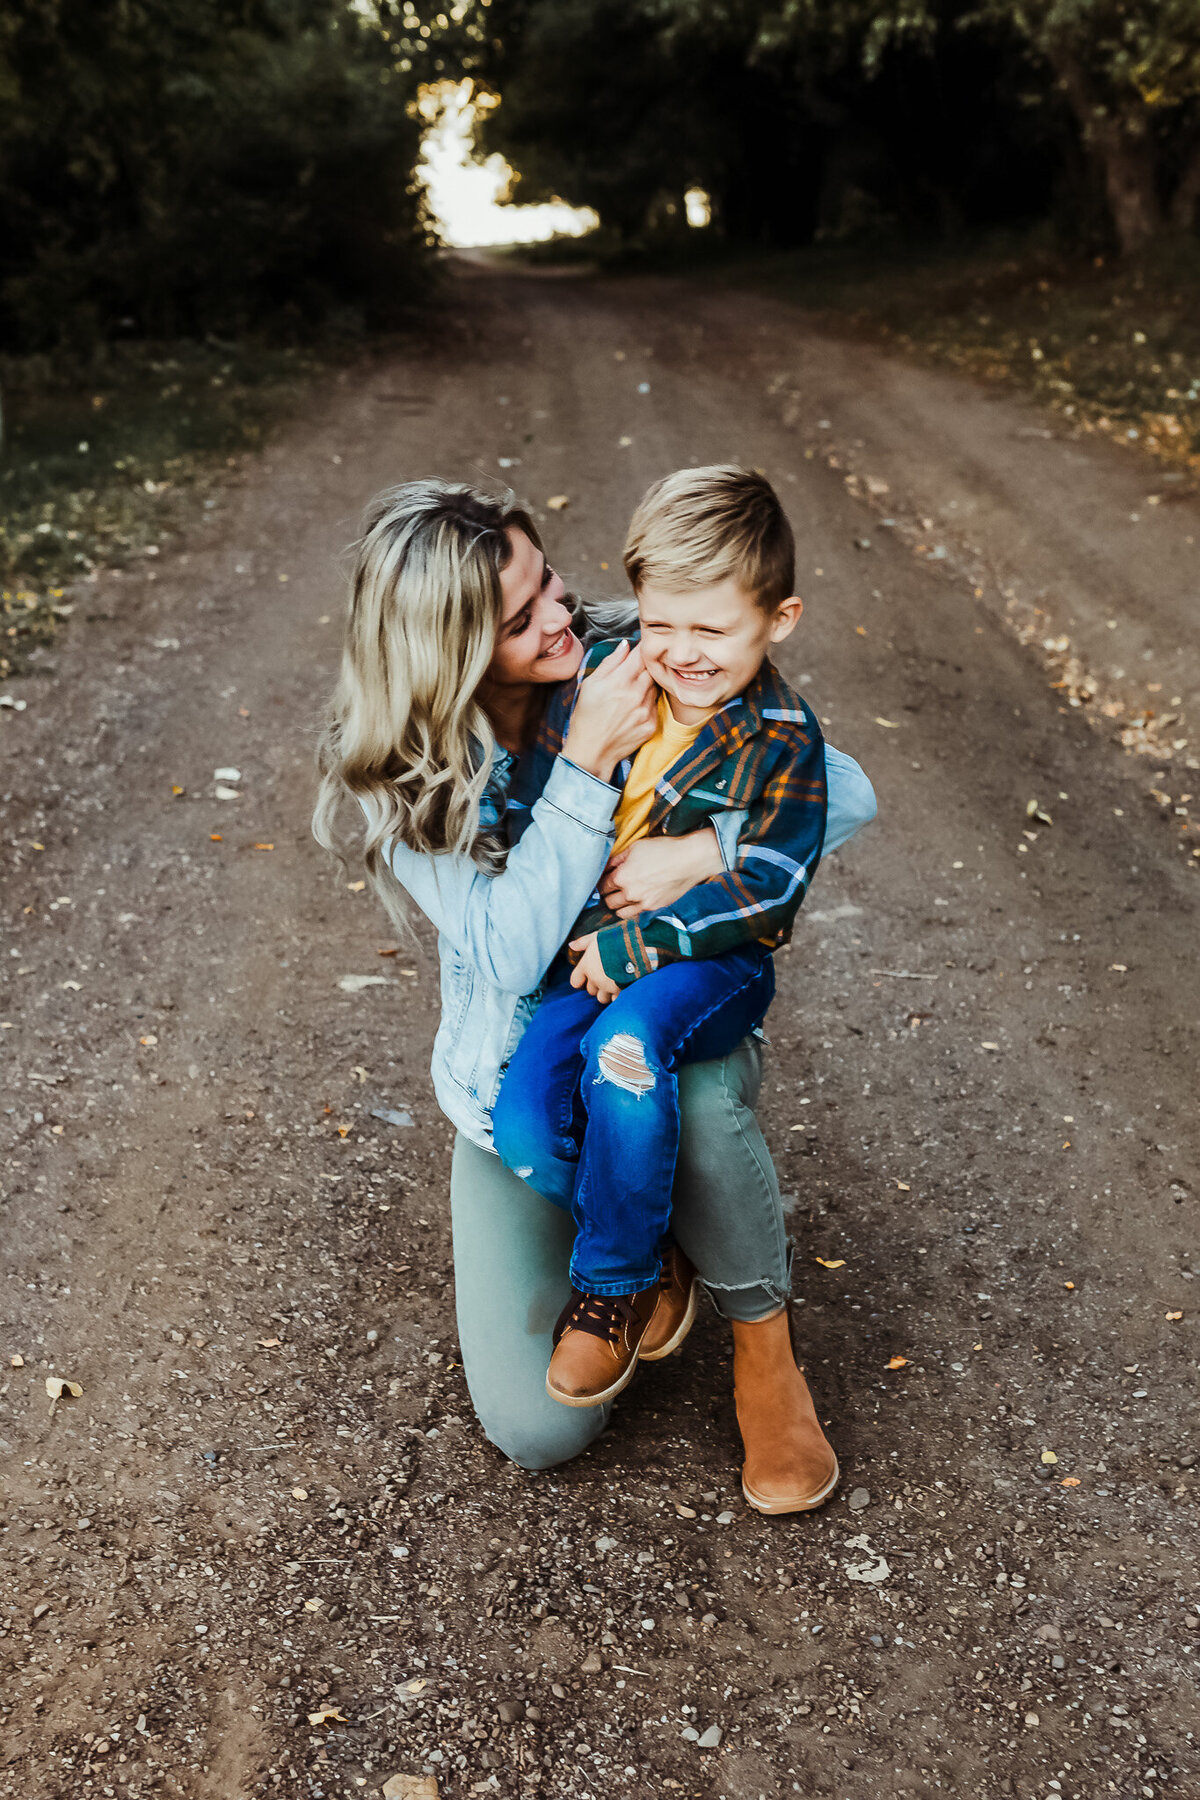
[562,640,656,783]
[598,828,724,918]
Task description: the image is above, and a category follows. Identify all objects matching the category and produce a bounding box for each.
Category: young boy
[493,466,827,1409]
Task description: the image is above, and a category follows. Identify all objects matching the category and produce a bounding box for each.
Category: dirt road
[3,265,1198,1800]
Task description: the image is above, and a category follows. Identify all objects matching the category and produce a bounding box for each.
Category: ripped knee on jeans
[595,1031,656,1097]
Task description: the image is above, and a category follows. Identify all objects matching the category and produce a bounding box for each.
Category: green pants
[450,1037,788,1471]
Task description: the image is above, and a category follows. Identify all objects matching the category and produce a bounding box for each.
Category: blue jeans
[492,945,775,1296]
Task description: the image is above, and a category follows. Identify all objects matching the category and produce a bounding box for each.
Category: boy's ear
[769,595,804,643]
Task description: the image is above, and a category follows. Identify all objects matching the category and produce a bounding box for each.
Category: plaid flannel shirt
[506,639,827,988]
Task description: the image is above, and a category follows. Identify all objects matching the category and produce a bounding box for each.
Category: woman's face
[489,528,583,687]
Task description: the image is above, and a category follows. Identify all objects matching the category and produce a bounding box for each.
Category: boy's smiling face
[637,576,803,724]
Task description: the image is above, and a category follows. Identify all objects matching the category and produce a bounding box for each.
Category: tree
[0,0,436,349]
[606,1,1200,252]
[476,0,1061,247]
[971,0,1200,252]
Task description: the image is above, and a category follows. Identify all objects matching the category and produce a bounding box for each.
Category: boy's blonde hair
[623,465,795,611]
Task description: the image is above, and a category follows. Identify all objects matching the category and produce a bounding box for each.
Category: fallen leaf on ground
[45,1376,83,1399]
[383,1775,439,1800]
[139,1034,158,1047]
[377,946,400,956]
[874,717,900,729]
[1166,1310,1183,1321]
[1061,1477,1081,1487]
[210,833,223,842]
[843,1534,890,1584]
[1040,1450,1058,1465]
[253,842,274,851]
[171,784,184,797]
[546,495,570,511]
[1110,963,1128,972]
[306,1706,345,1725]
[257,1337,282,1348]
[1064,1280,1075,1289]
[886,1356,908,1370]
[815,1256,846,1269]
[372,1107,415,1128]
[347,880,365,892]
[894,1180,911,1191]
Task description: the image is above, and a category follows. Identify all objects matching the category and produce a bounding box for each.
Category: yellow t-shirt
[611,692,706,857]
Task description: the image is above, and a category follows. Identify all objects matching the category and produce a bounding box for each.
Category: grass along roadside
[744,235,1200,478]
[0,340,329,690]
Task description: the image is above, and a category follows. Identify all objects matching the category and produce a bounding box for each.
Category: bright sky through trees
[418,81,598,246]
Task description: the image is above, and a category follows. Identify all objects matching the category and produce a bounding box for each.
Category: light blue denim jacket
[388,744,876,1150]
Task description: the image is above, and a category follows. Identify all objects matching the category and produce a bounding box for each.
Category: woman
[314,480,875,1507]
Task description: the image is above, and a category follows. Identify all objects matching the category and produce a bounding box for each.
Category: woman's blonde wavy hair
[313,479,542,927]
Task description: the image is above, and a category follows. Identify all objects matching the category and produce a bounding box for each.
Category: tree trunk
[1100,131,1166,255]
[1054,49,1165,255]
[1169,135,1200,234]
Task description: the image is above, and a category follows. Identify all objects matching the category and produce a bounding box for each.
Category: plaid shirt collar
[681,655,806,751]
[629,656,809,836]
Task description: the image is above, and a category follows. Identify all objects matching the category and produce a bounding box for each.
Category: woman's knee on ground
[477,1399,607,1472]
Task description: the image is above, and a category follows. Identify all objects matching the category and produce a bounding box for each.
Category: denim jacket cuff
[544,756,620,835]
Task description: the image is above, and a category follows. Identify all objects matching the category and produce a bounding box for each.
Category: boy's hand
[568,931,622,1003]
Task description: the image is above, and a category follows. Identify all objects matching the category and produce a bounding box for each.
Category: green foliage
[479,0,1063,247]
[479,1,722,239]
[0,337,323,677]
[479,0,1200,254]
[971,0,1200,112]
[0,0,435,351]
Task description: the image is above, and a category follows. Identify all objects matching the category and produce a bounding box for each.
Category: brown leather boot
[546,1286,659,1408]
[639,1243,700,1362]
[733,1304,839,1514]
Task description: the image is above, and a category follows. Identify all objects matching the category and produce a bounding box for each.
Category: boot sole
[546,1350,642,1409]
[639,1277,699,1362]
[741,1454,841,1516]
